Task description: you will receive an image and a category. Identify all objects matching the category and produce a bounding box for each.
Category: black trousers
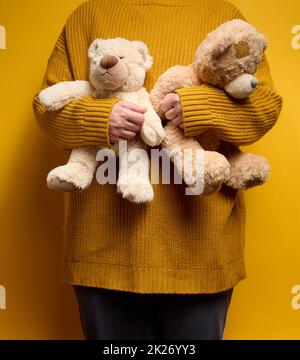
[72,285,233,340]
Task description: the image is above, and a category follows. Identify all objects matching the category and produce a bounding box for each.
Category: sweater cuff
[76,96,119,148]
[175,85,217,138]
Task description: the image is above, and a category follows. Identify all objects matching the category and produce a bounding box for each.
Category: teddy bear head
[88,37,153,93]
[193,19,268,99]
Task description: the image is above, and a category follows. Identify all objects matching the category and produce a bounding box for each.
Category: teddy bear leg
[225,150,270,190]
[47,146,98,192]
[162,124,203,189]
[116,137,154,203]
[202,151,231,195]
[162,124,230,195]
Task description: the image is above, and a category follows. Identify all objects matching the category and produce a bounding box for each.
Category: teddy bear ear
[88,39,103,60]
[260,34,268,52]
[210,35,234,59]
[131,41,153,71]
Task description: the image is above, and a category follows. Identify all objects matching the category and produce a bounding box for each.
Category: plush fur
[150,19,270,194]
[195,20,267,88]
[39,38,165,203]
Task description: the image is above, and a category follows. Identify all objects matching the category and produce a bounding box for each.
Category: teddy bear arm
[150,65,199,114]
[38,80,93,111]
[137,88,165,147]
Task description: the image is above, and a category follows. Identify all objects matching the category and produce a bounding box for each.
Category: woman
[33,0,282,340]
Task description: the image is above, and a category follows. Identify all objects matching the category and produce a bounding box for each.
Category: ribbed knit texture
[32,0,282,294]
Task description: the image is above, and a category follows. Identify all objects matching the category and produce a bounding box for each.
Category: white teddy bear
[38,37,165,203]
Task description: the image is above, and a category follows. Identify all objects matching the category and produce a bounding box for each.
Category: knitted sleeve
[175,3,283,146]
[32,2,118,150]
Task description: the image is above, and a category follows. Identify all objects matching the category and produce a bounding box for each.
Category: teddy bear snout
[100,55,119,69]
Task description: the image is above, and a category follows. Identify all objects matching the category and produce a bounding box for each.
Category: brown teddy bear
[150,19,270,195]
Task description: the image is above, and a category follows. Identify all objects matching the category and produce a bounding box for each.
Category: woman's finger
[160,93,178,112]
[124,120,141,133]
[165,107,178,120]
[123,108,145,126]
[120,101,147,113]
[120,129,137,140]
[171,115,183,127]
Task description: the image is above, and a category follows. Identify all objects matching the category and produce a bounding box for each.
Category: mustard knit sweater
[33,0,282,294]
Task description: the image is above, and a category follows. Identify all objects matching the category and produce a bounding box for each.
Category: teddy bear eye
[119,56,124,60]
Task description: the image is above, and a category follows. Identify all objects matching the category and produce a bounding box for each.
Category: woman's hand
[160,93,183,128]
[109,101,147,144]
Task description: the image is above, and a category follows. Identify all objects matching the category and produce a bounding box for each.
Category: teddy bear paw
[47,162,94,192]
[225,153,270,190]
[117,181,154,203]
[202,151,231,195]
[140,121,165,147]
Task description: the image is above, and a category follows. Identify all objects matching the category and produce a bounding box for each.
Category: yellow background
[0,0,299,339]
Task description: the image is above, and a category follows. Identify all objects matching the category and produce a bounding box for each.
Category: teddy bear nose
[251,78,258,89]
[100,55,119,69]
